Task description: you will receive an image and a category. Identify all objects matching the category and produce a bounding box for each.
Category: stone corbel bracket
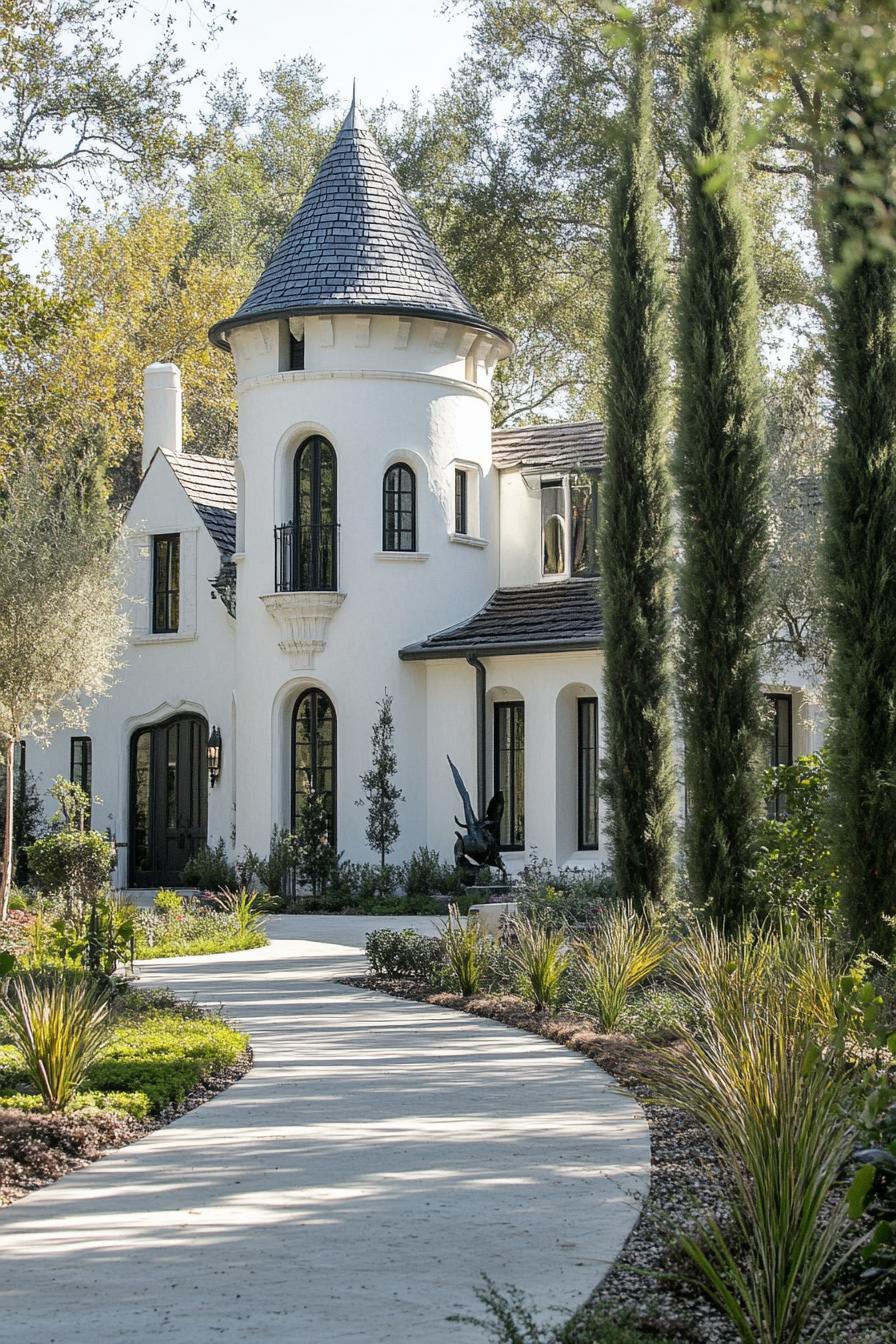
[260,591,346,669]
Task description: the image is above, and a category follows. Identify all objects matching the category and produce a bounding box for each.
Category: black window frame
[293,435,337,591]
[291,688,337,844]
[493,700,525,851]
[70,736,92,828]
[152,533,180,634]
[454,468,468,535]
[577,697,599,850]
[383,463,417,552]
[766,693,793,820]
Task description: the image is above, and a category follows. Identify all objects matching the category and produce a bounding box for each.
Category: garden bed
[344,976,896,1344]
[0,985,251,1206]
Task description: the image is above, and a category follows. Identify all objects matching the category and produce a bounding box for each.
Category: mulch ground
[341,976,895,1344]
[0,1047,252,1207]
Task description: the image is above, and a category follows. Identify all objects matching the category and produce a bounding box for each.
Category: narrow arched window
[294,436,337,590]
[292,688,336,842]
[383,463,416,552]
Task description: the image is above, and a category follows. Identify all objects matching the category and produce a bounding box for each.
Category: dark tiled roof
[400,581,603,659]
[209,100,507,350]
[163,451,237,558]
[491,420,606,473]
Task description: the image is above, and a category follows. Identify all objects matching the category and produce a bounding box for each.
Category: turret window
[383,464,416,552]
[276,436,338,592]
[454,469,468,535]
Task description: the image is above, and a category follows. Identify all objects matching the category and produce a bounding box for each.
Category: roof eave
[209,303,513,355]
[399,636,602,661]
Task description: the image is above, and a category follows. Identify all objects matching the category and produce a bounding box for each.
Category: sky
[132,0,473,124]
[18,0,474,274]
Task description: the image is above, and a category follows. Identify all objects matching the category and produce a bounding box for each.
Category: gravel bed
[342,976,895,1344]
[0,1046,252,1207]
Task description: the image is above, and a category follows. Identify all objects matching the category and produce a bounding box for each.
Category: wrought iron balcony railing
[274,521,340,593]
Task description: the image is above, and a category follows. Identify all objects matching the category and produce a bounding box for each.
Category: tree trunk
[1,735,15,921]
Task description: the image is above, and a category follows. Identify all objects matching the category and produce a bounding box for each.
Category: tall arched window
[292,688,336,841]
[295,436,337,590]
[382,463,416,552]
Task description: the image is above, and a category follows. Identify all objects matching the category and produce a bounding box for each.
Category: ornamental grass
[5,972,112,1111]
[574,901,671,1031]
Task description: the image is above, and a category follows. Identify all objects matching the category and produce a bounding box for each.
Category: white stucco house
[22,99,824,889]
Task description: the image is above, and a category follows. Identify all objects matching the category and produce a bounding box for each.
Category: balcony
[265,521,344,670]
[274,521,340,593]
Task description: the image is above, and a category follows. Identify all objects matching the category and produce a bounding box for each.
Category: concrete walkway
[0,916,650,1344]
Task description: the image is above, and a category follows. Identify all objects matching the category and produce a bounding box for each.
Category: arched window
[294,436,337,590]
[292,688,336,841]
[383,463,416,552]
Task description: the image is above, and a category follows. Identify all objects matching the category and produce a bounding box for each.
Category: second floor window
[454,468,468,535]
[152,534,180,633]
[70,736,92,828]
[295,435,337,590]
[541,472,599,578]
[383,464,416,551]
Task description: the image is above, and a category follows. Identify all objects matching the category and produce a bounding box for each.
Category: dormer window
[541,472,599,578]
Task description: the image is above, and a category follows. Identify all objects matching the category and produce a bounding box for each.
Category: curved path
[0,916,649,1343]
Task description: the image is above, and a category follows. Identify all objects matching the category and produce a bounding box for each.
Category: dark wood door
[130,715,208,887]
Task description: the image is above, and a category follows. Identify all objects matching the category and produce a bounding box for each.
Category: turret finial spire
[341,79,366,132]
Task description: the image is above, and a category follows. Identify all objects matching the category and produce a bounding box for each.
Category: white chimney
[142,362,182,475]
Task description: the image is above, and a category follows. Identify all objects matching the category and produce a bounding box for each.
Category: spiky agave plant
[650,920,866,1344]
[575,902,671,1031]
[6,971,112,1110]
[507,917,570,1011]
[443,904,487,996]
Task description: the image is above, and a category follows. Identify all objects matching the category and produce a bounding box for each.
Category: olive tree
[0,448,128,918]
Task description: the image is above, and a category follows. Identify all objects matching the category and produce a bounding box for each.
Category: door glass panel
[166,725,178,831]
[293,689,336,842]
[134,732,151,872]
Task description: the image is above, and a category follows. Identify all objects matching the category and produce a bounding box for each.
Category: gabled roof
[491,420,606,473]
[209,97,509,352]
[162,451,237,558]
[399,581,603,660]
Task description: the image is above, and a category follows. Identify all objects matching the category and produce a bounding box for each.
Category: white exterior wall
[24,455,237,885]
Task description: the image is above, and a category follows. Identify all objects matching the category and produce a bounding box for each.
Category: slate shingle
[491,421,606,474]
[210,101,507,350]
[400,582,603,659]
[163,451,237,558]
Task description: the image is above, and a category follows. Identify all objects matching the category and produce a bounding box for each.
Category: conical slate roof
[209,97,509,351]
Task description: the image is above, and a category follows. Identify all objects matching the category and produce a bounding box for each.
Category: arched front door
[130,715,208,887]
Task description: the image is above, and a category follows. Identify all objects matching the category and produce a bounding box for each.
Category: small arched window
[382,463,416,552]
[295,435,337,590]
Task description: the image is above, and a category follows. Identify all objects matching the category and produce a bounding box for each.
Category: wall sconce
[207,725,222,788]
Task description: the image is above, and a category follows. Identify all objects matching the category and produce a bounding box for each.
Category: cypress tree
[676,19,768,924]
[825,73,896,956]
[600,53,676,909]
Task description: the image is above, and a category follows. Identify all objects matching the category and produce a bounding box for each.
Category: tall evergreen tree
[825,71,896,956]
[676,18,768,924]
[600,52,675,910]
[357,690,404,869]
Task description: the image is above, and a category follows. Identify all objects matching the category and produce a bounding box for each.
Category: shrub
[133,900,267,959]
[506,917,570,1010]
[26,829,115,905]
[181,838,237,892]
[574,903,671,1031]
[5,972,112,1110]
[750,753,840,920]
[403,847,464,899]
[516,858,616,930]
[443,906,488,995]
[365,928,443,981]
[241,826,300,896]
[849,1032,896,1281]
[153,889,183,916]
[451,1278,676,1343]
